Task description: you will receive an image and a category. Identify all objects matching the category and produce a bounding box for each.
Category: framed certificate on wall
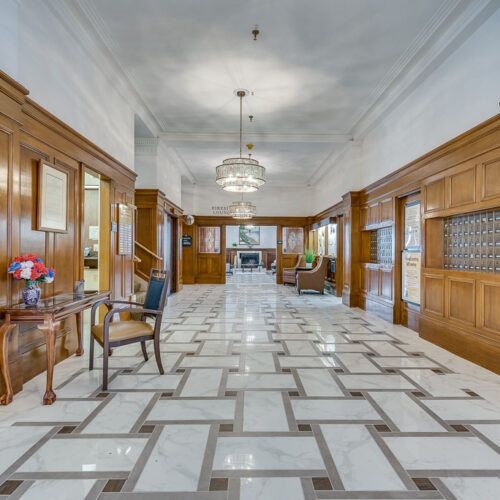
[401,250,421,306]
[118,203,133,255]
[404,201,421,250]
[37,161,68,232]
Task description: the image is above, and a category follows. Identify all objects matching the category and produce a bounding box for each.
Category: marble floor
[1,274,500,499]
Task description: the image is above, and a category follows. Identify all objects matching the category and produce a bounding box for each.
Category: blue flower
[47,269,55,278]
[8,262,21,273]
[36,258,43,263]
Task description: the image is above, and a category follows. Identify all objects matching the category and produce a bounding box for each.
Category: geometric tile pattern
[0,272,499,499]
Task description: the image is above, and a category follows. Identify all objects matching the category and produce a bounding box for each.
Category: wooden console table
[0,290,110,406]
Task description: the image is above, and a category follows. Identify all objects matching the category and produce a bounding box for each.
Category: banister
[135,241,163,261]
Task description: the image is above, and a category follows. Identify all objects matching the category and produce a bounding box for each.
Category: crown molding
[160,131,353,144]
[135,137,158,155]
[48,0,162,136]
[351,0,499,139]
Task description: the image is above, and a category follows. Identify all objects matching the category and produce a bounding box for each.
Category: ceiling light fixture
[215,89,266,193]
[229,200,256,220]
[252,25,260,41]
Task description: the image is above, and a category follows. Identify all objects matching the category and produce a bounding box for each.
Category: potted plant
[8,254,55,306]
[305,248,316,268]
[232,242,237,247]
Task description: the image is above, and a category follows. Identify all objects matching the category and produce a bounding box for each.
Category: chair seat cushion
[91,321,154,344]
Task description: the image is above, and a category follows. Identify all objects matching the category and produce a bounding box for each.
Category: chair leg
[102,340,109,391]
[89,336,94,371]
[141,341,149,361]
[153,336,164,375]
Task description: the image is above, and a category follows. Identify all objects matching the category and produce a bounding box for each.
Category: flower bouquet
[8,254,55,306]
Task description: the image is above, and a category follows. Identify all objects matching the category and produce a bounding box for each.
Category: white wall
[135,139,183,207]
[313,8,500,214]
[226,226,277,248]
[183,182,314,217]
[0,0,159,169]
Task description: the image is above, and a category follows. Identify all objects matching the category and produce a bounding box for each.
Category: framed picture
[401,250,421,306]
[37,161,68,232]
[239,225,260,246]
[199,226,221,253]
[118,203,133,255]
[404,201,421,250]
[282,227,304,254]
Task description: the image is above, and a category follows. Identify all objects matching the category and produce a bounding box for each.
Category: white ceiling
[76,0,466,185]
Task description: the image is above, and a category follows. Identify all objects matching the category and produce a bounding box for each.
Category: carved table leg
[38,314,60,405]
[0,319,16,405]
[75,311,84,356]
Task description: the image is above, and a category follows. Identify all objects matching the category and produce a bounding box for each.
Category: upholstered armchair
[296,257,329,294]
[89,268,169,390]
[282,255,306,285]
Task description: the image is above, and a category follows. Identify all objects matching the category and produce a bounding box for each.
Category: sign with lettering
[118,204,133,255]
[182,235,193,247]
[402,250,421,306]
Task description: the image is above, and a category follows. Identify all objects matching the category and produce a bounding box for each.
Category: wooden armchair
[89,268,169,390]
[296,257,329,294]
[282,255,306,285]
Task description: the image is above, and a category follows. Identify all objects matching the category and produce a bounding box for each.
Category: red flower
[30,269,41,280]
[14,256,23,263]
[13,269,22,280]
[33,262,48,275]
[24,253,38,263]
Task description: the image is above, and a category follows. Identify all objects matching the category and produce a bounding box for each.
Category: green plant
[232,242,237,247]
[304,248,316,263]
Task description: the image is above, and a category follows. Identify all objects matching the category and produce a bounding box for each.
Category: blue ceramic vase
[23,281,41,306]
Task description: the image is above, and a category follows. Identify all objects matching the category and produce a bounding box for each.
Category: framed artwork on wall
[239,225,260,246]
[199,226,221,253]
[283,227,304,254]
[37,161,68,232]
[328,224,337,257]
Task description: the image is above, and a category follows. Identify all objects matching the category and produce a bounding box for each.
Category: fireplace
[240,252,260,265]
[236,250,262,268]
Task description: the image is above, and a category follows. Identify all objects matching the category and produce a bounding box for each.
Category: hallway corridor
[1,280,499,499]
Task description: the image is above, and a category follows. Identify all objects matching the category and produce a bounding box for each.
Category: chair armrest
[91,300,145,326]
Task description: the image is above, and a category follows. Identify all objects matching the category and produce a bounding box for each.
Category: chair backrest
[144,268,169,314]
[312,257,329,275]
[297,255,306,267]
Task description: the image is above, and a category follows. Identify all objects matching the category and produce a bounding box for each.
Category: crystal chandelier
[229,200,256,219]
[215,89,266,192]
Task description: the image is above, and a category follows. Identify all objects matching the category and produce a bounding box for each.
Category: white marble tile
[19,437,146,472]
[213,436,324,470]
[161,343,198,352]
[181,368,223,397]
[373,356,440,369]
[56,370,118,398]
[82,392,154,433]
[279,356,336,368]
[147,399,235,421]
[321,424,405,490]
[196,333,242,340]
[472,424,500,445]
[272,333,319,340]
[317,343,370,353]
[384,436,500,469]
[180,356,239,368]
[0,425,49,475]
[243,391,289,431]
[135,425,210,492]
[336,353,381,373]
[243,352,276,372]
[234,343,281,352]
[227,374,297,389]
[241,332,271,342]
[297,369,344,396]
[240,477,304,500]
[109,374,181,390]
[345,334,394,341]
[166,331,197,342]
[20,479,96,500]
[12,400,101,423]
[137,353,180,373]
[338,374,416,390]
[440,476,500,500]
[363,341,406,356]
[369,392,445,432]
[285,341,318,355]
[401,370,476,397]
[200,340,231,355]
[422,398,500,421]
[292,399,380,421]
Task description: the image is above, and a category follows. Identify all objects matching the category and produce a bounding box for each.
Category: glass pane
[199,226,221,253]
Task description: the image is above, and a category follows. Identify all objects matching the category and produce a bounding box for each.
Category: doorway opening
[164,213,177,295]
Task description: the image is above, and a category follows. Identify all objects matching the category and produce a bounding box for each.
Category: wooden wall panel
[480,156,500,202]
[423,274,444,316]
[480,282,500,334]
[380,268,393,301]
[379,199,392,223]
[448,277,475,326]
[448,165,475,208]
[424,178,445,213]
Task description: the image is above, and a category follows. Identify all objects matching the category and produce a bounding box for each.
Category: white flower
[20,261,34,270]
[20,268,32,280]
[45,276,54,283]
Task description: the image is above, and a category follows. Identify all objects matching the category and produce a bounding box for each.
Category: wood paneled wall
[182,216,310,285]
[0,71,137,394]
[135,189,183,292]
[315,113,500,373]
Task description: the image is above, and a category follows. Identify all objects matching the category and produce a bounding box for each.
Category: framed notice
[118,203,133,255]
[401,250,421,306]
[37,161,68,232]
[404,201,421,250]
